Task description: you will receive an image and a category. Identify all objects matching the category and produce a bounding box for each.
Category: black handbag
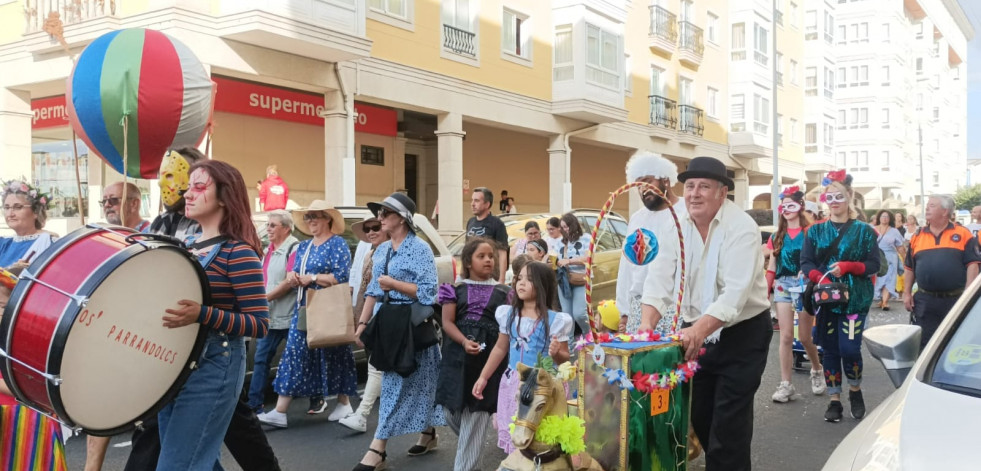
[802,220,854,315]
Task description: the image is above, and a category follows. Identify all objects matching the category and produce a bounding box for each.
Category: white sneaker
[771,381,796,403]
[328,402,354,422]
[339,413,367,433]
[810,369,827,395]
[257,410,287,428]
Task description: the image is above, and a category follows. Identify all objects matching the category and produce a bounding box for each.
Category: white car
[823,278,981,470]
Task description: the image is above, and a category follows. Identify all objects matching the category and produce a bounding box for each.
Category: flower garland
[2,179,51,209]
[575,331,700,394]
[508,415,587,455]
[573,330,681,351]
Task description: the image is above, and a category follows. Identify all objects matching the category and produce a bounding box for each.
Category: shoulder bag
[802,220,854,316]
[563,243,587,286]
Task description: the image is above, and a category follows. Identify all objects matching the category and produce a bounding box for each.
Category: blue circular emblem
[623,228,659,265]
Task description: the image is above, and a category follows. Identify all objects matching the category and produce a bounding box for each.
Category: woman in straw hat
[257,201,357,428]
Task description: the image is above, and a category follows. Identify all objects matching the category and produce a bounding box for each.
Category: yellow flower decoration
[557,362,577,382]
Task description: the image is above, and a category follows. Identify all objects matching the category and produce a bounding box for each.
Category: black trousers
[911,291,958,349]
[125,397,281,471]
[688,311,772,471]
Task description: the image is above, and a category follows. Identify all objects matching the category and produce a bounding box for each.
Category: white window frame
[707,12,719,44]
[441,0,480,65]
[805,10,817,40]
[882,108,890,129]
[753,94,769,135]
[882,23,890,42]
[649,65,665,97]
[731,23,746,60]
[790,1,798,28]
[679,76,693,106]
[805,66,817,96]
[501,7,532,64]
[753,23,769,66]
[790,59,798,85]
[790,118,798,142]
[881,65,890,85]
[553,24,574,82]
[585,23,622,91]
[623,53,632,95]
[882,150,890,170]
[824,11,834,43]
[367,0,415,31]
[805,123,817,152]
[837,109,847,129]
[707,86,719,119]
[731,93,745,132]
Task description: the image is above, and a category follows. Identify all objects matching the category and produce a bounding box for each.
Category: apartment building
[0,0,740,237]
[833,0,972,209]
[727,0,809,210]
[802,0,838,192]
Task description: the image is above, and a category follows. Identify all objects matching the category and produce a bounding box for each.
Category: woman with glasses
[352,192,445,471]
[258,201,356,428]
[765,186,824,404]
[801,171,879,423]
[509,220,541,261]
[0,180,54,268]
[556,213,591,336]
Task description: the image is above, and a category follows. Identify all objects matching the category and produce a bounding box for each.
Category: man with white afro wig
[616,151,687,333]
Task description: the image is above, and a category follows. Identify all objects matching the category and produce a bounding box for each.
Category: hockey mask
[159,151,190,207]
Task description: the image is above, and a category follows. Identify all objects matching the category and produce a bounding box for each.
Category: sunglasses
[378,208,395,218]
[824,193,848,204]
[303,213,326,222]
[779,202,801,213]
[98,197,122,207]
[266,222,282,228]
[363,223,382,233]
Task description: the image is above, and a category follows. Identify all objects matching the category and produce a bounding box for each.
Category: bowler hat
[677,157,735,191]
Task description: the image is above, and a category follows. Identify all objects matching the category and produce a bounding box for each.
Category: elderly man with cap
[904,194,981,348]
[639,156,771,471]
[616,151,687,333]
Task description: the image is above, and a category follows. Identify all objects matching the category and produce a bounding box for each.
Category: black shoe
[353,448,387,471]
[824,400,843,422]
[407,429,437,456]
[308,397,327,415]
[849,390,866,419]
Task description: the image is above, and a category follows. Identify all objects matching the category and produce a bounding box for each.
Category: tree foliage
[954,185,981,210]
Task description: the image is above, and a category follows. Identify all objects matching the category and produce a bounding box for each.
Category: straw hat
[351,216,381,243]
[292,200,345,236]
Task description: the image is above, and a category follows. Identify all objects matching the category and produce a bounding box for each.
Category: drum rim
[49,241,211,436]
[0,224,100,415]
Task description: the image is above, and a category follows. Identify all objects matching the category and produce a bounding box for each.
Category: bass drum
[0,225,209,436]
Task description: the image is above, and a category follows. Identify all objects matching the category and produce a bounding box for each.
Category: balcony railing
[679,105,704,136]
[649,95,678,129]
[775,10,783,26]
[649,6,678,43]
[443,24,476,57]
[24,0,116,34]
[678,21,704,57]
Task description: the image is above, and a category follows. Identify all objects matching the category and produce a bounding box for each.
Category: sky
[964,1,981,160]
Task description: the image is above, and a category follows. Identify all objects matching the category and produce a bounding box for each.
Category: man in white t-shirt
[616,151,687,333]
[965,205,981,237]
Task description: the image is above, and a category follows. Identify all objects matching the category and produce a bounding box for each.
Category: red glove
[808,270,824,284]
[836,261,866,276]
[765,270,776,294]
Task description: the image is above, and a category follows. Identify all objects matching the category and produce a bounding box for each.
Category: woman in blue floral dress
[352,193,445,471]
[257,201,357,428]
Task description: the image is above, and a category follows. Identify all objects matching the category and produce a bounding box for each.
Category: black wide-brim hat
[677,156,735,191]
[367,192,419,231]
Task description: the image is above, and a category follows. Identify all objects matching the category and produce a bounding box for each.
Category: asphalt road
[64,303,907,471]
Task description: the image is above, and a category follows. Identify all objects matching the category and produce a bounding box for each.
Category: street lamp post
[919,123,926,223]
[771,0,780,226]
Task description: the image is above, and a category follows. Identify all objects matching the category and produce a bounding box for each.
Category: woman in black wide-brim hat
[352,193,445,471]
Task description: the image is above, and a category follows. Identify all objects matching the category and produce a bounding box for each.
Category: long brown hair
[773,189,812,254]
[507,262,560,355]
[189,160,263,257]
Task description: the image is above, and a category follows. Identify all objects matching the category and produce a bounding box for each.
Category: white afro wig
[625,151,678,185]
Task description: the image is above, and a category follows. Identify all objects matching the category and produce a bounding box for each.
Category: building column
[733,169,750,210]
[0,88,32,182]
[323,89,355,205]
[393,136,407,192]
[435,112,465,236]
[548,135,570,214]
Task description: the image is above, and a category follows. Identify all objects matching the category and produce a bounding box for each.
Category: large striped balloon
[67,29,213,179]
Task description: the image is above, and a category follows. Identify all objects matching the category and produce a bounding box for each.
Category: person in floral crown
[800,170,879,423]
[765,185,825,403]
[0,180,55,268]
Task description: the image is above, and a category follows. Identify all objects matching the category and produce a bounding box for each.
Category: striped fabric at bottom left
[0,405,67,471]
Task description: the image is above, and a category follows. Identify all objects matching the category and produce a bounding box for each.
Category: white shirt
[616,199,687,317]
[544,235,563,256]
[642,200,769,327]
[349,240,373,307]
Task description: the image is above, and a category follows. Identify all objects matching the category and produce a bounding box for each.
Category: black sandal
[352,448,387,471]
[407,429,438,456]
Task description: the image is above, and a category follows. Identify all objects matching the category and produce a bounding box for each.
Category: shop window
[31,142,90,218]
[361,145,385,166]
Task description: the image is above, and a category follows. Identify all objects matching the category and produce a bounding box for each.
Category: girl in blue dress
[258,202,357,428]
[473,261,572,454]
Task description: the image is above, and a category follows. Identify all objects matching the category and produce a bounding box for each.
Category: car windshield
[930,292,981,396]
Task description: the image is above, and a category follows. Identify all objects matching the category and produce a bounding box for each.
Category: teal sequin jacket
[800,220,880,315]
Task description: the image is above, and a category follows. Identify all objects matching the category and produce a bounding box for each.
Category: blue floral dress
[273,236,357,398]
[366,233,446,439]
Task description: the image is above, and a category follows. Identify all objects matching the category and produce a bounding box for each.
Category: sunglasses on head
[824,192,848,204]
[779,202,801,213]
[363,223,382,233]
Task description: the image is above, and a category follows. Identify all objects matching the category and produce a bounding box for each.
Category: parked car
[447,209,629,309]
[823,277,981,470]
[246,207,457,393]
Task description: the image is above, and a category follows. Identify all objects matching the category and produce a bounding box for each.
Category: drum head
[57,247,205,432]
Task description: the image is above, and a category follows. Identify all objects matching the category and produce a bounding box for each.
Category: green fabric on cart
[626,345,690,471]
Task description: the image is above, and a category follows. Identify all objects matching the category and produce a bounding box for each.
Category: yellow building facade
[0,0,748,236]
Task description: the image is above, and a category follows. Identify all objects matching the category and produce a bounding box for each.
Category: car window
[930,294,981,396]
[594,219,620,252]
[447,233,465,257]
[412,229,441,256]
[609,219,628,245]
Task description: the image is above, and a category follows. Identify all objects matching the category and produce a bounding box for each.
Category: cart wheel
[793,352,804,371]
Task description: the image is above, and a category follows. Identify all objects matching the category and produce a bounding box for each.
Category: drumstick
[21,251,35,263]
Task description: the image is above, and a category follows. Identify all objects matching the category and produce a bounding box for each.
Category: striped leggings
[445,407,493,471]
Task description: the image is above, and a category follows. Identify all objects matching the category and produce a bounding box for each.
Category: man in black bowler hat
[640,156,772,471]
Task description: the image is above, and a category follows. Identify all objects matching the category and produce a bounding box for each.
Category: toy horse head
[512,363,565,450]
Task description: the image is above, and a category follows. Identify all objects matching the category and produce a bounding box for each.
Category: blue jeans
[559,284,588,337]
[246,328,289,412]
[157,331,246,471]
